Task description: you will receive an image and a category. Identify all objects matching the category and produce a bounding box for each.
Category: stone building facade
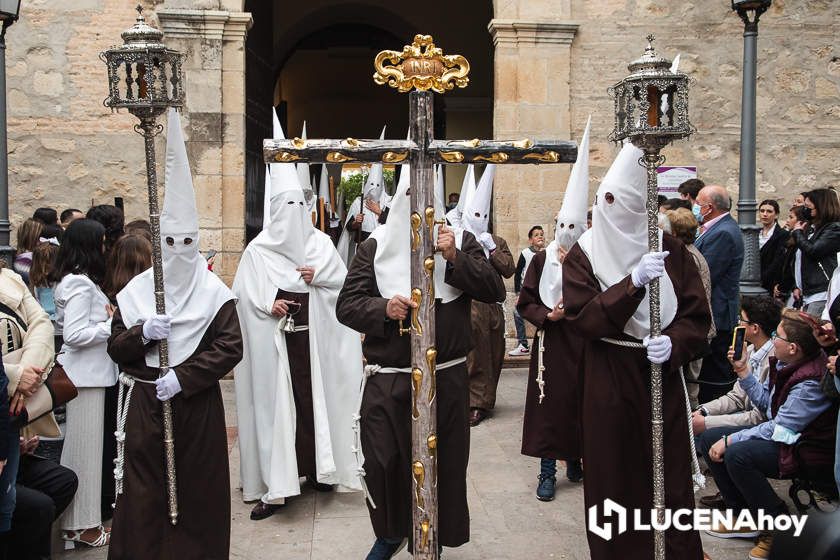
[6,0,840,287]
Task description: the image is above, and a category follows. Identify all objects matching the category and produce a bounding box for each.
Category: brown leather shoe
[699,491,725,509]
[469,408,488,427]
[250,501,285,520]
[307,475,334,492]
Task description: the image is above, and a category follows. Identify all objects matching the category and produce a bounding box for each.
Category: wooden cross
[263,34,576,559]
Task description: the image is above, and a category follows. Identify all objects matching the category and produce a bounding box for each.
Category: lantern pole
[609,35,694,560]
[100,5,184,525]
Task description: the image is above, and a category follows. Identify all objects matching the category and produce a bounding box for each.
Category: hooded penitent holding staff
[108,109,243,560]
[233,110,363,522]
[461,164,516,427]
[335,159,504,558]
[517,118,591,499]
[561,142,710,560]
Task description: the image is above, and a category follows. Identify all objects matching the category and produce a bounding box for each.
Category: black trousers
[698,427,787,516]
[9,455,78,559]
[698,330,737,403]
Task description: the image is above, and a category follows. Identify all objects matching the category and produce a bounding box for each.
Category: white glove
[643,335,673,364]
[142,314,172,341]
[477,232,497,252]
[631,251,669,288]
[155,368,182,401]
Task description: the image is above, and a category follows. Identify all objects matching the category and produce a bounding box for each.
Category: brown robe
[106,301,243,560]
[276,289,317,478]
[562,235,710,560]
[336,231,504,548]
[517,249,583,460]
[467,234,515,410]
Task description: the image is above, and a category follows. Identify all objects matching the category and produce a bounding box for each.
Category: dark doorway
[244,1,494,242]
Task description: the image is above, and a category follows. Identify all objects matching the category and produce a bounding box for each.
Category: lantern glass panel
[0,0,20,20]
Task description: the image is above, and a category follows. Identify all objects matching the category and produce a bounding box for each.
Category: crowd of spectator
[0,204,154,558]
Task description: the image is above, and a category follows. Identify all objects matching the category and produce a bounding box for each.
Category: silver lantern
[608,35,693,560]
[100,5,183,526]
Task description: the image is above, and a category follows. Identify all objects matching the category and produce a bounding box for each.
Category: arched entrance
[244,1,494,241]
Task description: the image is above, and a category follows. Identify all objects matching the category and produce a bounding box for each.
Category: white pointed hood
[446,164,475,228]
[297,122,316,211]
[434,165,445,212]
[319,164,332,216]
[117,108,234,367]
[249,114,314,292]
[539,117,591,308]
[463,164,494,236]
[370,162,461,303]
[577,141,677,339]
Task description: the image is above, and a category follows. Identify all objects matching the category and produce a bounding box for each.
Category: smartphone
[731,326,747,362]
[205,249,217,261]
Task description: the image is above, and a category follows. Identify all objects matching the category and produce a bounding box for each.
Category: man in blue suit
[694,185,745,403]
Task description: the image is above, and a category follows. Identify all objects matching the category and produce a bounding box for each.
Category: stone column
[487,19,578,252]
[156,8,252,285]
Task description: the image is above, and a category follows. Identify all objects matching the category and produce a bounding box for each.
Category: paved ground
[57,368,755,559]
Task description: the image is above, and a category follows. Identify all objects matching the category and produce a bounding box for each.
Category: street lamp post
[0,0,21,267]
[608,36,694,560]
[100,5,184,525]
[732,0,771,295]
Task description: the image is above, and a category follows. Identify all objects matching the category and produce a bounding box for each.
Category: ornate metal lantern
[608,35,693,153]
[100,5,183,119]
[608,36,694,560]
[99,5,183,526]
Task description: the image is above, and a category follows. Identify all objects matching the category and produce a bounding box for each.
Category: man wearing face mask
[517,118,591,501]
[694,185,745,403]
[562,142,712,560]
[108,109,243,559]
[232,113,363,522]
[460,164,515,427]
[336,161,504,558]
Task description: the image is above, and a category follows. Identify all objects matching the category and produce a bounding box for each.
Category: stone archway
[243,0,494,242]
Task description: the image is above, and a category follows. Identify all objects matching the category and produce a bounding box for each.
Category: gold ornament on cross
[373,34,470,94]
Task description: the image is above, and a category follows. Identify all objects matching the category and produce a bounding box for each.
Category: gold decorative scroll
[475,152,509,163]
[421,517,431,550]
[382,151,408,163]
[410,288,423,335]
[523,151,561,163]
[412,368,422,419]
[373,34,470,94]
[512,138,535,149]
[439,151,464,163]
[413,461,426,509]
[343,137,360,148]
[424,207,436,240]
[410,212,422,251]
[447,138,481,148]
[426,347,437,404]
[274,152,301,163]
[326,152,354,163]
[423,257,435,302]
[291,137,306,148]
[427,433,438,486]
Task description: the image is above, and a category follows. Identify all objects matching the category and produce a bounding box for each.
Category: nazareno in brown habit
[516,248,584,461]
[336,231,504,550]
[106,301,243,560]
[562,234,710,560]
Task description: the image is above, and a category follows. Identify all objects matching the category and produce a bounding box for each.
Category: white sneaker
[508,344,530,356]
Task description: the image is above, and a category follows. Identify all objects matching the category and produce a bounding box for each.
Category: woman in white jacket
[52,219,117,548]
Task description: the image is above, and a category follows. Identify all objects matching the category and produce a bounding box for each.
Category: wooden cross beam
[262,34,576,560]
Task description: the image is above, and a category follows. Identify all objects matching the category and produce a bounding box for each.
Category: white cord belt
[114,372,156,506]
[535,330,546,404]
[352,356,467,509]
[598,338,705,491]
